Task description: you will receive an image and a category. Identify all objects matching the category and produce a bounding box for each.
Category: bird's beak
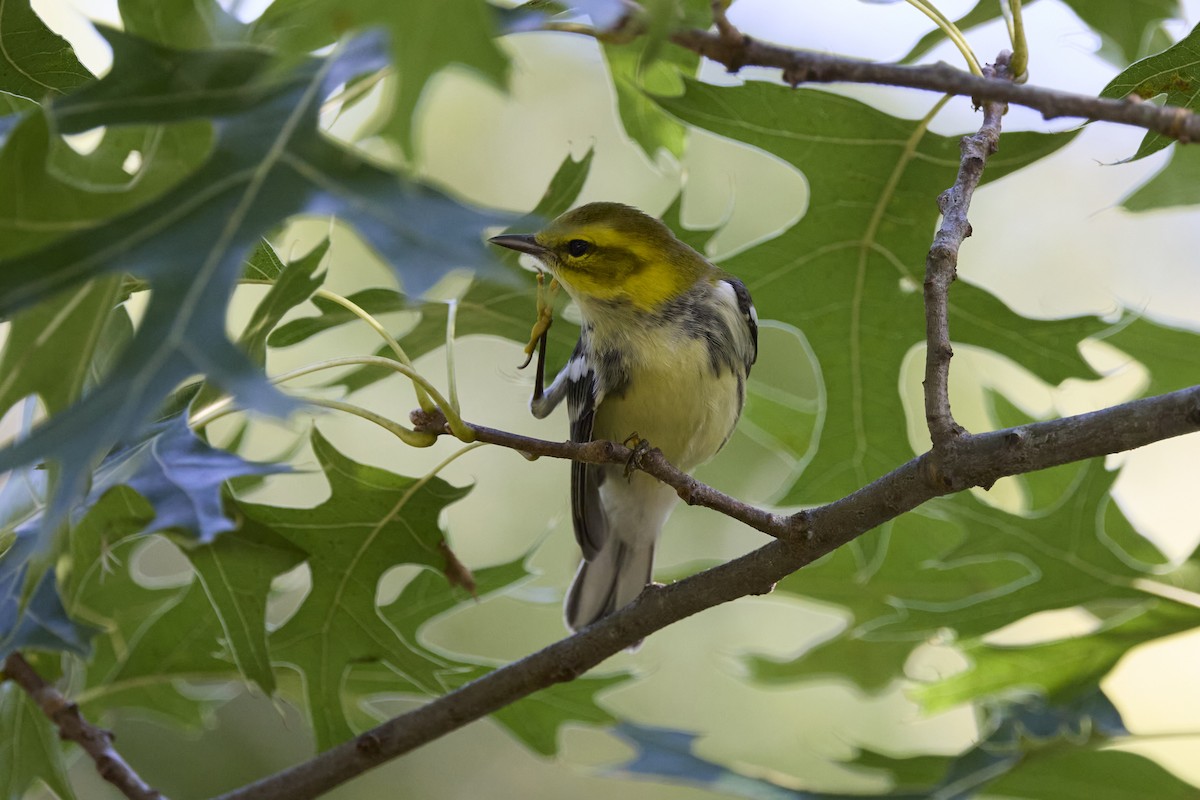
[489,233,551,260]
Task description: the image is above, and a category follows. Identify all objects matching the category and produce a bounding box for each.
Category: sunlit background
[24,0,1200,797]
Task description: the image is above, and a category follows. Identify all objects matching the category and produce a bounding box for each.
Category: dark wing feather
[725,277,758,374]
[566,346,607,560]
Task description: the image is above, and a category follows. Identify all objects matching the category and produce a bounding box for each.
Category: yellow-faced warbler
[491,202,758,631]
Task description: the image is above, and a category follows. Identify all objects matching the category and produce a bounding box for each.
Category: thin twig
[666,28,1200,144]
[923,53,1013,447]
[411,410,792,540]
[2,653,167,800]
[213,382,1200,800]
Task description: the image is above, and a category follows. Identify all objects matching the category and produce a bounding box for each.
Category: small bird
[490,202,757,631]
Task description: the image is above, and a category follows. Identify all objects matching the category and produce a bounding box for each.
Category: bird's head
[489,202,709,311]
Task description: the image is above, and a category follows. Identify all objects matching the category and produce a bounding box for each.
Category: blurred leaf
[65,489,235,728]
[273,147,595,392]
[119,0,248,48]
[87,414,288,544]
[252,0,509,157]
[610,691,1145,799]
[920,598,1200,709]
[0,531,97,660]
[900,0,1179,68]
[489,672,627,755]
[659,191,719,252]
[1062,0,1181,66]
[346,558,630,755]
[603,4,700,159]
[240,430,472,750]
[985,749,1200,799]
[0,0,91,101]
[1122,142,1200,210]
[1096,316,1200,395]
[0,683,75,800]
[752,454,1183,690]
[0,278,122,418]
[657,80,1089,506]
[0,30,505,539]
[1101,21,1200,160]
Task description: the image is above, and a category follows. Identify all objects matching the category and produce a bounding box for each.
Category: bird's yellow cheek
[551,266,626,304]
[552,265,679,312]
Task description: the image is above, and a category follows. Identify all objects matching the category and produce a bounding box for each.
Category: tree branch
[2,652,167,800]
[666,27,1200,143]
[923,54,1011,447]
[215,384,1200,800]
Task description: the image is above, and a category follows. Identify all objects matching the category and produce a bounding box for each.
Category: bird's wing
[723,276,759,373]
[566,344,608,560]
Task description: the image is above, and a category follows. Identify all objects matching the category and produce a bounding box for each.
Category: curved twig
[2,653,166,800]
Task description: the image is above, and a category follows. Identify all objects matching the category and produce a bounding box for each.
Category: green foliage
[1,1,1199,797]
[252,0,509,157]
[0,0,91,101]
[610,691,1197,799]
[901,0,1179,67]
[238,430,474,750]
[657,80,1090,505]
[1122,142,1200,210]
[1102,20,1200,159]
[0,681,75,800]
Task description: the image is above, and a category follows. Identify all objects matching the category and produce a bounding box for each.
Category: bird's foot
[518,272,559,370]
[622,432,652,479]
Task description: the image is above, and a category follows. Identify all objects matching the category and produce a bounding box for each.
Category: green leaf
[603,37,698,159]
[986,749,1200,800]
[1061,0,1181,66]
[347,558,628,755]
[119,0,248,48]
[87,414,288,544]
[489,672,627,755]
[0,277,122,417]
[0,30,505,539]
[252,0,509,158]
[242,430,472,750]
[609,691,1140,799]
[1122,142,1200,210]
[1096,317,1200,396]
[751,453,1181,691]
[65,489,233,728]
[919,599,1200,709]
[0,682,75,800]
[1101,21,1200,159]
[238,239,328,365]
[0,0,91,101]
[187,516,306,695]
[656,79,1089,506]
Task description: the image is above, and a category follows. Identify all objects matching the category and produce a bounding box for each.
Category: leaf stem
[242,280,434,412]
[1005,0,1029,79]
[1132,578,1200,611]
[445,299,460,414]
[189,356,474,442]
[903,0,983,76]
[303,398,437,447]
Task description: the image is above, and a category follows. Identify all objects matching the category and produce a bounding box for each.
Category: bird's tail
[564,539,654,632]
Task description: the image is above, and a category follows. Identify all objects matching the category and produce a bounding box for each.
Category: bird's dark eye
[566,239,591,257]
